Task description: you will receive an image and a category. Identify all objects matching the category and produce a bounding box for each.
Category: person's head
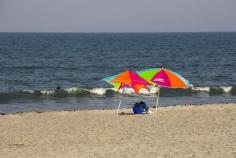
[56,86,61,90]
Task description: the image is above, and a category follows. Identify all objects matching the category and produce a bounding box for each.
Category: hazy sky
[0,0,236,32]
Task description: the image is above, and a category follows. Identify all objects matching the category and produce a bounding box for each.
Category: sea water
[0,32,236,114]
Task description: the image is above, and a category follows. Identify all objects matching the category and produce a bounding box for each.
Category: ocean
[0,32,236,114]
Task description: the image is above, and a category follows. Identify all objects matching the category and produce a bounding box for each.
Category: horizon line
[0,31,236,33]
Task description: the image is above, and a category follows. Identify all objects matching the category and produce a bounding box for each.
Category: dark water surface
[0,32,236,114]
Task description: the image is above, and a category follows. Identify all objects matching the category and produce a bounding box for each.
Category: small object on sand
[133,101,149,114]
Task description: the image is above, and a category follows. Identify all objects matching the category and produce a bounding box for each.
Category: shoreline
[0,102,235,116]
[1,103,236,158]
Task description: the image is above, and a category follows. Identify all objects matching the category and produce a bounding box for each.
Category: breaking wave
[0,86,235,103]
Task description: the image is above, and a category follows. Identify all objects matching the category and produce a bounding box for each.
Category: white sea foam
[40,89,54,95]
[118,87,135,94]
[149,87,159,94]
[192,87,210,92]
[64,87,79,94]
[117,87,157,94]
[221,86,232,93]
[23,90,34,93]
[89,88,109,95]
[24,85,234,97]
[136,88,150,94]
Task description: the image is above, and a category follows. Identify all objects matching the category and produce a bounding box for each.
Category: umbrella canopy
[138,68,192,113]
[102,74,121,89]
[138,68,191,89]
[138,68,161,85]
[102,70,153,115]
[151,68,192,89]
[111,70,152,93]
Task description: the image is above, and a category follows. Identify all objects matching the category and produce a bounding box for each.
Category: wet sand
[0,104,236,158]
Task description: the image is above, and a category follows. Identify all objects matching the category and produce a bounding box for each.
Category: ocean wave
[0,86,235,102]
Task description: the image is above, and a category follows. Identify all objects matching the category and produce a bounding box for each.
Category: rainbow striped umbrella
[103,70,152,114]
[102,74,121,89]
[111,70,152,93]
[138,68,192,112]
[138,68,161,85]
[151,68,192,89]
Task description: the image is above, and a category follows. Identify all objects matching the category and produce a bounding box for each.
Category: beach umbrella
[138,68,192,112]
[111,70,152,93]
[102,74,121,89]
[151,68,192,89]
[103,70,152,114]
[138,68,161,84]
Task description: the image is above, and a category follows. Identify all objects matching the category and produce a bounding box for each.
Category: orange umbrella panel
[151,69,191,89]
[111,70,152,93]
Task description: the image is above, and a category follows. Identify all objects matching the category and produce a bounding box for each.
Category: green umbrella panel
[137,68,161,85]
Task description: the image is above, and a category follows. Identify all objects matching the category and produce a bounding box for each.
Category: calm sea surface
[0,32,236,113]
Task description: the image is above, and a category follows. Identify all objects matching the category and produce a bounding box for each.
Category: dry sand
[0,104,236,158]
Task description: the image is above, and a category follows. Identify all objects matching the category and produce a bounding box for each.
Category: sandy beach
[0,104,236,158]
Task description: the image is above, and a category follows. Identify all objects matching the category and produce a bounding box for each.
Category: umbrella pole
[117,100,122,115]
[155,87,160,114]
[117,88,124,115]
